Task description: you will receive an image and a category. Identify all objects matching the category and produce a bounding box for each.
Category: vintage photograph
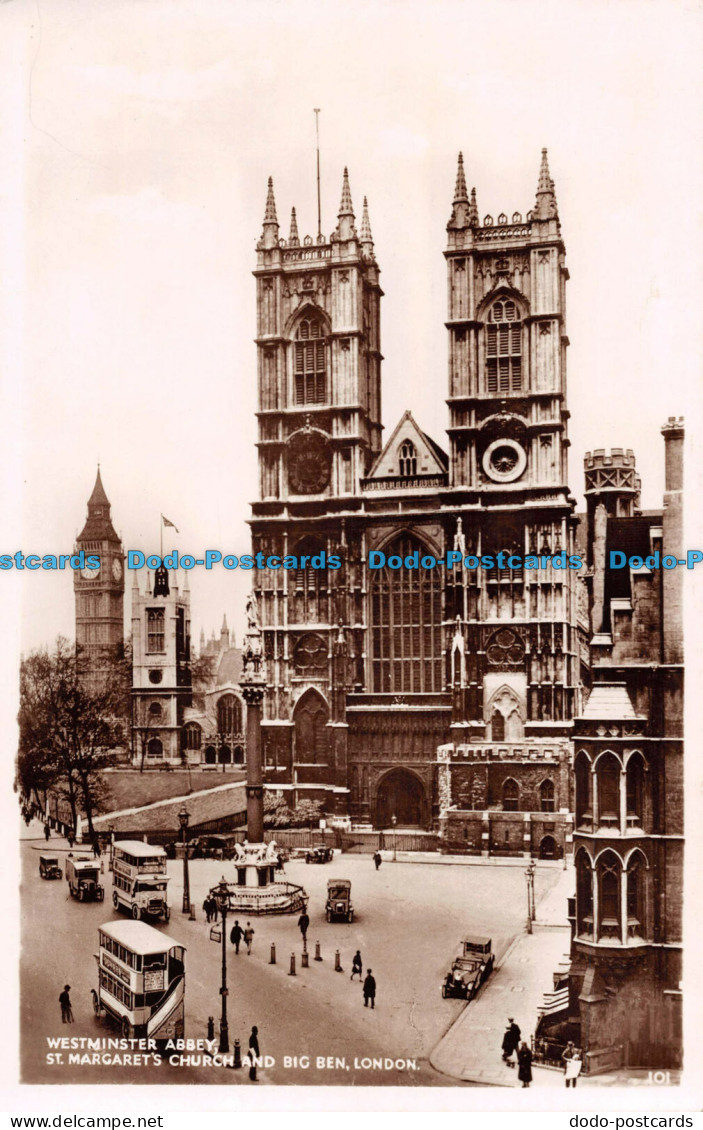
[3,0,700,1107]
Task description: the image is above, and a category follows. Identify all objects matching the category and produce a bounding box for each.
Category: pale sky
[1,0,701,654]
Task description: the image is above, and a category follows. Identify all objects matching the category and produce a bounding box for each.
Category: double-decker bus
[111,840,170,921]
[93,920,185,1044]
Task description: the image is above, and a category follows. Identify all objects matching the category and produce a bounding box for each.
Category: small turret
[334,167,356,241]
[447,152,474,231]
[288,207,299,246]
[260,176,279,249]
[360,196,374,257]
[534,148,558,221]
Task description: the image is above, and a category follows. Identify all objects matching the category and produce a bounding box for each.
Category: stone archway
[540,834,557,859]
[375,768,428,829]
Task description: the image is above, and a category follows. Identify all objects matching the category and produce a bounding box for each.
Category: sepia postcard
[1,0,701,1117]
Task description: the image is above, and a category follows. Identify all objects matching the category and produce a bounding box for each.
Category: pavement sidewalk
[429,864,574,1087]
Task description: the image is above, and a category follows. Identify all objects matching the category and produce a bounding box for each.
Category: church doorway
[375,769,427,829]
[539,835,556,859]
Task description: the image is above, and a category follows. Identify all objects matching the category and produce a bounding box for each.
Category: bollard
[301,949,309,968]
[207,1016,215,1042]
[100,861,104,874]
[334,949,343,973]
[269,942,276,965]
[289,952,296,976]
[314,939,322,962]
[233,1039,242,1069]
[189,902,196,921]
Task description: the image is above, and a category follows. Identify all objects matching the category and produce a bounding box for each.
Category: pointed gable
[364,410,448,488]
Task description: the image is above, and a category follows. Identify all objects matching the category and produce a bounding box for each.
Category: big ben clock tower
[74,467,125,680]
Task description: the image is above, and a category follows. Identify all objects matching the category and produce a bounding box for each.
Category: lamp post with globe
[212,877,231,1053]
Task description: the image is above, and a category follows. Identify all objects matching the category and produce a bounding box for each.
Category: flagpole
[314,108,322,241]
[160,515,163,558]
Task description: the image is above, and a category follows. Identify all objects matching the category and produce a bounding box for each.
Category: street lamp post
[213,877,230,1053]
[178,806,190,914]
[391,813,397,863]
[525,861,536,933]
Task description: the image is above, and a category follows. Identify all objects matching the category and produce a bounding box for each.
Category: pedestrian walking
[517,1041,533,1088]
[350,950,363,981]
[297,911,310,942]
[230,920,244,953]
[202,898,211,923]
[243,921,255,955]
[59,985,73,1024]
[373,850,382,871]
[562,1042,582,1088]
[363,969,376,1008]
[248,1025,260,1082]
[502,1018,521,1066]
[92,839,101,858]
[44,824,51,842]
[66,830,75,849]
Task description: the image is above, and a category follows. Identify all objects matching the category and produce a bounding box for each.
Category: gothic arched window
[575,849,594,937]
[626,753,645,827]
[294,316,326,405]
[491,710,505,741]
[596,752,621,826]
[486,298,522,393]
[294,690,329,764]
[291,536,328,624]
[370,533,443,693]
[182,722,202,751]
[539,778,555,813]
[217,694,242,735]
[147,738,163,759]
[398,440,417,477]
[626,851,647,938]
[502,778,519,812]
[598,851,621,939]
[574,752,591,829]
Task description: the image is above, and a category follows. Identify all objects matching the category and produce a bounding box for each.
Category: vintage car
[325,878,353,922]
[441,935,494,1000]
[66,854,105,902]
[305,845,334,864]
[39,854,63,880]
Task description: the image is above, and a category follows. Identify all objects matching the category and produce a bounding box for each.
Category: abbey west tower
[251,154,580,841]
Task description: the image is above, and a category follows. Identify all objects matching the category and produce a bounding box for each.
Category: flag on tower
[162,515,179,532]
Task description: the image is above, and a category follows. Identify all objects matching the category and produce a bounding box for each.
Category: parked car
[305,845,334,864]
[441,936,494,1000]
[39,854,62,880]
[325,878,353,922]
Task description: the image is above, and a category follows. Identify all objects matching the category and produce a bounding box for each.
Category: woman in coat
[517,1041,533,1088]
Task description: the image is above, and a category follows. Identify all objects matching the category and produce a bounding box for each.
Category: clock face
[482,438,527,483]
[112,558,123,581]
[81,565,100,580]
[288,430,331,495]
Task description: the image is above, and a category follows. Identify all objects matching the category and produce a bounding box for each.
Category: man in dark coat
[373,851,382,871]
[59,985,73,1023]
[248,1026,260,1082]
[298,912,310,942]
[230,920,243,953]
[502,1018,521,1065]
[363,969,376,1008]
[517,1041,533,1088]
[44,824,51,842]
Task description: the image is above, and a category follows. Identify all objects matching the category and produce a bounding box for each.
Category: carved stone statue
[246,591,260,631]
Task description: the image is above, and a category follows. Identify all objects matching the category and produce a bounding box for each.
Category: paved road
[21,824,560,1088]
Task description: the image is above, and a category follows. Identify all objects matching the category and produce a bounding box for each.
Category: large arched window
[598,851,621,940]
[217,694,242,735]
[147,738,163,759]
[596,752,621,827]
[182,722,202,751]
[502,778,520,812]
[486,298,522,393]
[626,753,645,828]
[398,440,417,477]
[370,534,443,693]
[291,536,327,624]
[539,778,555,813]
[491,710,505,741]
[294,316,326,405]
[574,752,591,829]
[294,690,329,763]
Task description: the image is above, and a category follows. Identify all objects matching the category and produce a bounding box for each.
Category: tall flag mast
[314,108,322,240]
